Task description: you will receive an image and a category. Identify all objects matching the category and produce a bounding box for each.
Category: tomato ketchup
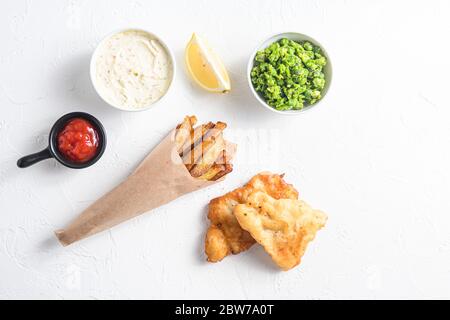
[57,118,99,163]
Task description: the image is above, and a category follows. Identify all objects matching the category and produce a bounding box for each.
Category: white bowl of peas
[247,32,332,115]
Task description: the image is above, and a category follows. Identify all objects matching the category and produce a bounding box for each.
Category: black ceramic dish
[17,112,107,169]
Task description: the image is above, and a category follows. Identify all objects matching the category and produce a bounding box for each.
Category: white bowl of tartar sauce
[90,29,175,111]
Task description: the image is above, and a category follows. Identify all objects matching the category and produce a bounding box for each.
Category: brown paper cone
[55,130,235,246]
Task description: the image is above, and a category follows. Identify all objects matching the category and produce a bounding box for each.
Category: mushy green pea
[251,38,327,111]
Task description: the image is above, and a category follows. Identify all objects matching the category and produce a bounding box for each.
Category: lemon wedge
[185,33,231,93]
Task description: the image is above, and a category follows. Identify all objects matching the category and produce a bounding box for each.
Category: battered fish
[205,173,299,262]
[234,191,327,271]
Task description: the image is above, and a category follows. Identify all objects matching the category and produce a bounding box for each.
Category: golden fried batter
[234,191,327,271]
[205,173,298,262]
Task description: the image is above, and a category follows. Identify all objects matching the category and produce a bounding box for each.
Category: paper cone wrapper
[55,130,235,246]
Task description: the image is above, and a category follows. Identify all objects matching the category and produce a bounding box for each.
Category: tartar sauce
[94,30,173,109]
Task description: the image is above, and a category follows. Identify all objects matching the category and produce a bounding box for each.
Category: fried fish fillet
[205,173,299,262]
[234,191,327,271]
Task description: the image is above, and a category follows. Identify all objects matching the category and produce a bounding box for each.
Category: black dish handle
[17,148,53,168]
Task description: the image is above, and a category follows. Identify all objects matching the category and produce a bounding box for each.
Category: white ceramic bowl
[90,28,176,112]
[247,32,332,115]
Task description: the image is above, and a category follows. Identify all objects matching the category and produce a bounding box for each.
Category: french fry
[201,121,227,143]
[199,164,226,181]
[213,146,231,165]
[190,135,225,178]
[198,144,236,181]
[198,149,227,181]
[175,117,234,181]
[183,122,227,170]
[175,116,197,153]
[183,138,216,169]
[179,122,214,157]
[210,143,235,180]
[211,164,233,181]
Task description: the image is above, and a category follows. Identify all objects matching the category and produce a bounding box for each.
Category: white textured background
[1,0,450,300]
